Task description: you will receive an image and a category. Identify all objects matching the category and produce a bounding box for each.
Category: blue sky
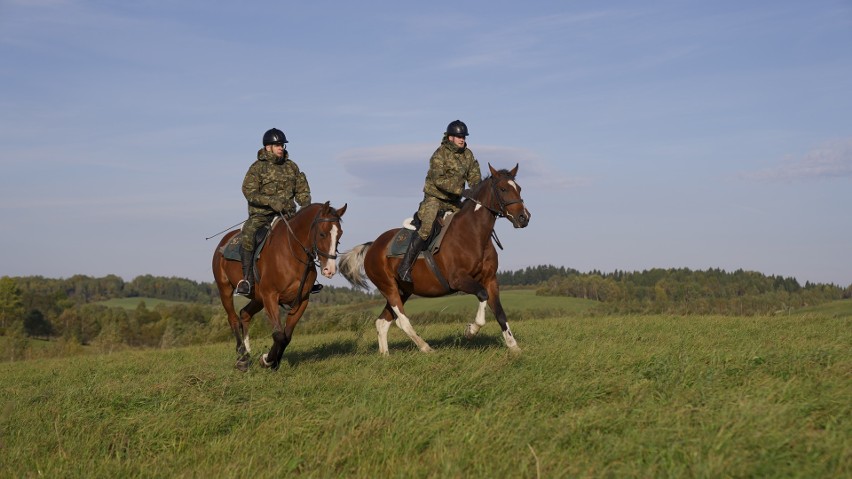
[1,0,850,287]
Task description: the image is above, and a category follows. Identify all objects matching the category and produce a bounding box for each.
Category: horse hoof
[260,353,280,371]
[235,353,252,372]
[464,324,477,339]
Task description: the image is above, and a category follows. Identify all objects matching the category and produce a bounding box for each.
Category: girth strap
[421,250,453,294]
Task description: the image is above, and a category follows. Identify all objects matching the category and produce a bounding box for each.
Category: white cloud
[742,138,852,181]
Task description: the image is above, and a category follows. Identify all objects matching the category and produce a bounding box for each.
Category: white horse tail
[338,242,373,290]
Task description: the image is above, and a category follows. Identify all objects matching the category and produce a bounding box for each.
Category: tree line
[527,266,850,315]
[1,267,849,361]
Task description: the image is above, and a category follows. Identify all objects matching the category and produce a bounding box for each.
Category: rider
[397,120,482,283]
[235,127,312,296]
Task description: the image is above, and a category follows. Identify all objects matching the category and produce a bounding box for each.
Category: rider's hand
[269,199,286,212]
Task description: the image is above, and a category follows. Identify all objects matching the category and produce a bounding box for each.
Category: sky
[1,0,851,288]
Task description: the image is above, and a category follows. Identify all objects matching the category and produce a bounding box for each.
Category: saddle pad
[221,234,242,261]
[219,216,282,261]
[386,212,455,258]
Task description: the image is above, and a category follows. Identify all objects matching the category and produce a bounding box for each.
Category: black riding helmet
[446,120,469,137]
[262,128,288,145]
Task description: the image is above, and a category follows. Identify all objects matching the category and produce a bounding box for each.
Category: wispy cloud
[438,9,630,70]
[337,143,584,197]
[742,139,852,181]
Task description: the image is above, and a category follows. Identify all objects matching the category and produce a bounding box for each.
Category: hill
[2,312,849,477]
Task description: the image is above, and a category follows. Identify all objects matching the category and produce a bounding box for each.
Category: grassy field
[1,308,850,477]
[395,288,598,315]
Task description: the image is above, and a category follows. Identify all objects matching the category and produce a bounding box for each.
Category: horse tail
[338,242,373,290]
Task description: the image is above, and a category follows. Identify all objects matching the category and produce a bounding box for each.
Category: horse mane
[462,169,512,207]
[292,201,343,221]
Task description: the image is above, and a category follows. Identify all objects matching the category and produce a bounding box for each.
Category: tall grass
[1,313,849,478]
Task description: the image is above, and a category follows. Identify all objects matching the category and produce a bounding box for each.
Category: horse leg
[484,279,520,353]
[259,292,286,371]
[274,299,310,366]
[453,278,491,339]
[238,300,263,353]
[217,278,252,370]
[465,300,489,339]
[232,300,263,371]
[375,305,394,355]
[388,291,433,353]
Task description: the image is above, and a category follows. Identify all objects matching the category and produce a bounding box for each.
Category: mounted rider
[397,120,482,283]
[235,128,312,296]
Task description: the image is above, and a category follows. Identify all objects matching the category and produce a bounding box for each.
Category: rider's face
[448,135,466,148]
[268,143,285,158]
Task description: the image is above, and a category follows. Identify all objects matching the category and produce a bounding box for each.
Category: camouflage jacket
[422,134,482,205]
[242,148,311,218]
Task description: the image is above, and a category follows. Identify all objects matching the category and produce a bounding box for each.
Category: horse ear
[488,163,498,177]
[336,203,348,217]
[510,163,519,178]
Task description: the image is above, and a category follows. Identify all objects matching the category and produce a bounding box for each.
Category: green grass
[399,288,598,315]
[1,312,849,478]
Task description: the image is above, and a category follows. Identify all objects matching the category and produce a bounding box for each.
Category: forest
[1,266,849,361]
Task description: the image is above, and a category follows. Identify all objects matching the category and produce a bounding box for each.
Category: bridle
[279,209,340,265]
[277,207,341,307]
[464,174,525,219]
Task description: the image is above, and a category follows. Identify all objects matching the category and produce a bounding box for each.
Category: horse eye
[319,233,327,238]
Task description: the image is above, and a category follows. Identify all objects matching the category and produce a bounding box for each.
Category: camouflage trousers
[240,213,275,251]
[415,196,461,241]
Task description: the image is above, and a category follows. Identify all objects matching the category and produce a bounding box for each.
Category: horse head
[312,201,348,278]
[472,163,531,228]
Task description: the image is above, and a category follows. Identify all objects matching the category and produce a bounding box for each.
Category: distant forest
[1,267,849,360]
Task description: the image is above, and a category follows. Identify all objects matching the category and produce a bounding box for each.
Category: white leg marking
[244,331,251,353]
[503,326,521,353]
[391,306,433,353]
[375,318,392,355]
[465,300,488,339]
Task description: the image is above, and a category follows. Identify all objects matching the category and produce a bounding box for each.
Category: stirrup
[234,279,251,296]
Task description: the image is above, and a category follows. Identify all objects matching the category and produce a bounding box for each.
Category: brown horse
[212,201,347,371]
[338,164,530,355]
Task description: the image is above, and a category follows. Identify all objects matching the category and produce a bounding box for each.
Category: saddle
[386,211,455,258]
[387,211,456,293]
[219,217,281,262]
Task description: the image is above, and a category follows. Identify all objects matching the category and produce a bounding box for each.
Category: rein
[463,175,524,218]
[277,208,340,308]
[461,175,522,250]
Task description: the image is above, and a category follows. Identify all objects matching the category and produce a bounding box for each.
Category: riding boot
[397,234,426,283]
[235,247,254,296]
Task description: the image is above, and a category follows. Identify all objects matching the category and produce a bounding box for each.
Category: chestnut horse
[338,164,530,355]
[212,201,347,371]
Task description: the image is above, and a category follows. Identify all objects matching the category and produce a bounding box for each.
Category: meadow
[1,306,850,477]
